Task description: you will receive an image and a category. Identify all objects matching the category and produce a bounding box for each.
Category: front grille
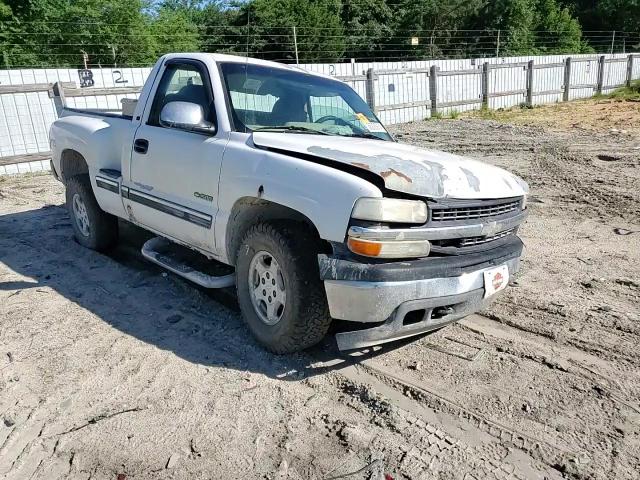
[430,228,517,252]
[458,228,516,247]
[431,199,521,222]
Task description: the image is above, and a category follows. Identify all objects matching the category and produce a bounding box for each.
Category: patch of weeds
[475,105,499,120]
[428,111,443,120]
[607,80,640,101]
[449,109,460,119]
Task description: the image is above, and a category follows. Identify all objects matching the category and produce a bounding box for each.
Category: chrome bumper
[324,256,520,350]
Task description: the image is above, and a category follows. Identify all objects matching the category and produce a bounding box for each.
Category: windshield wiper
[345,132,386,141]
[252,125,333,135]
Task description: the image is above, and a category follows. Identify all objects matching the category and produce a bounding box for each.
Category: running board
[141,237,235,288]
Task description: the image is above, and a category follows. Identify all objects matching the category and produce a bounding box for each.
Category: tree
[388,0,485,59]
[340,0,393,59]
[236,0,345,63]
[149,4,200,57]
[0,0,155,68]
[535,0,590,53]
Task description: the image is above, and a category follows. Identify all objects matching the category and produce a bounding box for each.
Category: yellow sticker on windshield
[355,113,370,124]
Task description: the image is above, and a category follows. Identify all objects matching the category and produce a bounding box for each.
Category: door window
[148,63,216,131]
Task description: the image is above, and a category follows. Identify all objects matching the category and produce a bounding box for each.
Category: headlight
[351,197,428,224]
[521,194,528,210]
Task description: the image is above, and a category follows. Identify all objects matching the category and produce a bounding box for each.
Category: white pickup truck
[49,53,529,353]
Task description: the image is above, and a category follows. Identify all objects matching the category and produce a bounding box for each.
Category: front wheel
[235,222,332,354]
[66,175,118,251]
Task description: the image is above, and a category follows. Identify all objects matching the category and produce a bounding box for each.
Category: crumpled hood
[252,132,529,199]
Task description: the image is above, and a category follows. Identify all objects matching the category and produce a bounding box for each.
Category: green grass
[607,80,640,101]
[427,109,460,120]
[474,105,500,120]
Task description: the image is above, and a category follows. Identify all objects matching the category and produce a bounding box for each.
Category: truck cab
[49,53,528,353]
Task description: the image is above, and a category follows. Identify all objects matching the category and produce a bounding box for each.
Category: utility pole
[292,26,299,65]
[496,30,501,58]
[610,31,616,54]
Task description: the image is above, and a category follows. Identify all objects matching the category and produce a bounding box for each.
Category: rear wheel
[66,175,118,251]
[236,222,332,353]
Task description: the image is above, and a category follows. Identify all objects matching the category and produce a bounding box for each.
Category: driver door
[125,59,227,254]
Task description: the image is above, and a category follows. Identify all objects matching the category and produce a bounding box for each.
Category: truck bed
[62,107,133,121]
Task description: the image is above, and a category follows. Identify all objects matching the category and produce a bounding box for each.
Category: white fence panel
[0,53,638,164]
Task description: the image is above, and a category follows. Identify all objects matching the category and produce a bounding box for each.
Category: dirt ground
[1,102,639,479]
[466,97,640,136]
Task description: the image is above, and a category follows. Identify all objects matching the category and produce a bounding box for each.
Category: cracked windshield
[220,62,393,141]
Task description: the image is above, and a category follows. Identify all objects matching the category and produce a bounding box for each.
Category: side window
[148,63,215,131]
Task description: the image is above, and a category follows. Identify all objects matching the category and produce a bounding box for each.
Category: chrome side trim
[122,187,213,229]
[348,210,528,241]
[95,176,119,194]
[324,257,520,323]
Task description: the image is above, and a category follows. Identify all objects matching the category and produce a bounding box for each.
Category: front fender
[215,133,382,264]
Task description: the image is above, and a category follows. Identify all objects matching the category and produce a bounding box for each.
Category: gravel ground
[1,110,639,479]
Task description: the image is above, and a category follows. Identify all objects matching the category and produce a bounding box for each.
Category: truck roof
[161,52,332,80]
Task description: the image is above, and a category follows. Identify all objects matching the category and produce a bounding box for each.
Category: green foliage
[565,0,640,33]
[341,0,394,59]
[150,6,200,57]
[238,0,345,62]
[0,0,633,68]
[472,0,591,56]
[608,80,640,101]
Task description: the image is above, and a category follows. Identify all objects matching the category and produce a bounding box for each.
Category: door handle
[134,138,149,154]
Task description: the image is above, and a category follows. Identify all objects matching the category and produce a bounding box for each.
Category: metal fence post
[627,54,635,87]
[365,68,376,113]
[481,62,490,108]
[429,65,438,116]
[596,55,606,94]
[563,57,572,101]
[526,60,534,107]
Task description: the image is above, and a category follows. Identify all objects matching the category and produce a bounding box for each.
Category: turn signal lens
[348,237,431,258]
[348,238,383,257]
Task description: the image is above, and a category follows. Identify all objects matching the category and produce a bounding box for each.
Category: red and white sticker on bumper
[483,264,510,298]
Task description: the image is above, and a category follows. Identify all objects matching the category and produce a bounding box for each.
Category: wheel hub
[72,193,90,237]
[248,251,287,326]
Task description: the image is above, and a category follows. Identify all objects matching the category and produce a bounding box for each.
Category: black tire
[236,222,332,354]
[65,174,118,251]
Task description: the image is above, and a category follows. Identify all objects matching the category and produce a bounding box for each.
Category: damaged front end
[252,131,530,350]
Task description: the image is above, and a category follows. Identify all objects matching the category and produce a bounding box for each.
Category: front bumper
[319,237,523,350]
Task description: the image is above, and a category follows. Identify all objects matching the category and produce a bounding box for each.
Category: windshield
[219,62,392,141]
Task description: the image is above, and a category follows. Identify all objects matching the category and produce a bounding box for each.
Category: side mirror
[159,101,213,131]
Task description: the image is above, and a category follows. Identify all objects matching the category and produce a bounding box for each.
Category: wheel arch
[59,149,89,183]
[225,196,329,266]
